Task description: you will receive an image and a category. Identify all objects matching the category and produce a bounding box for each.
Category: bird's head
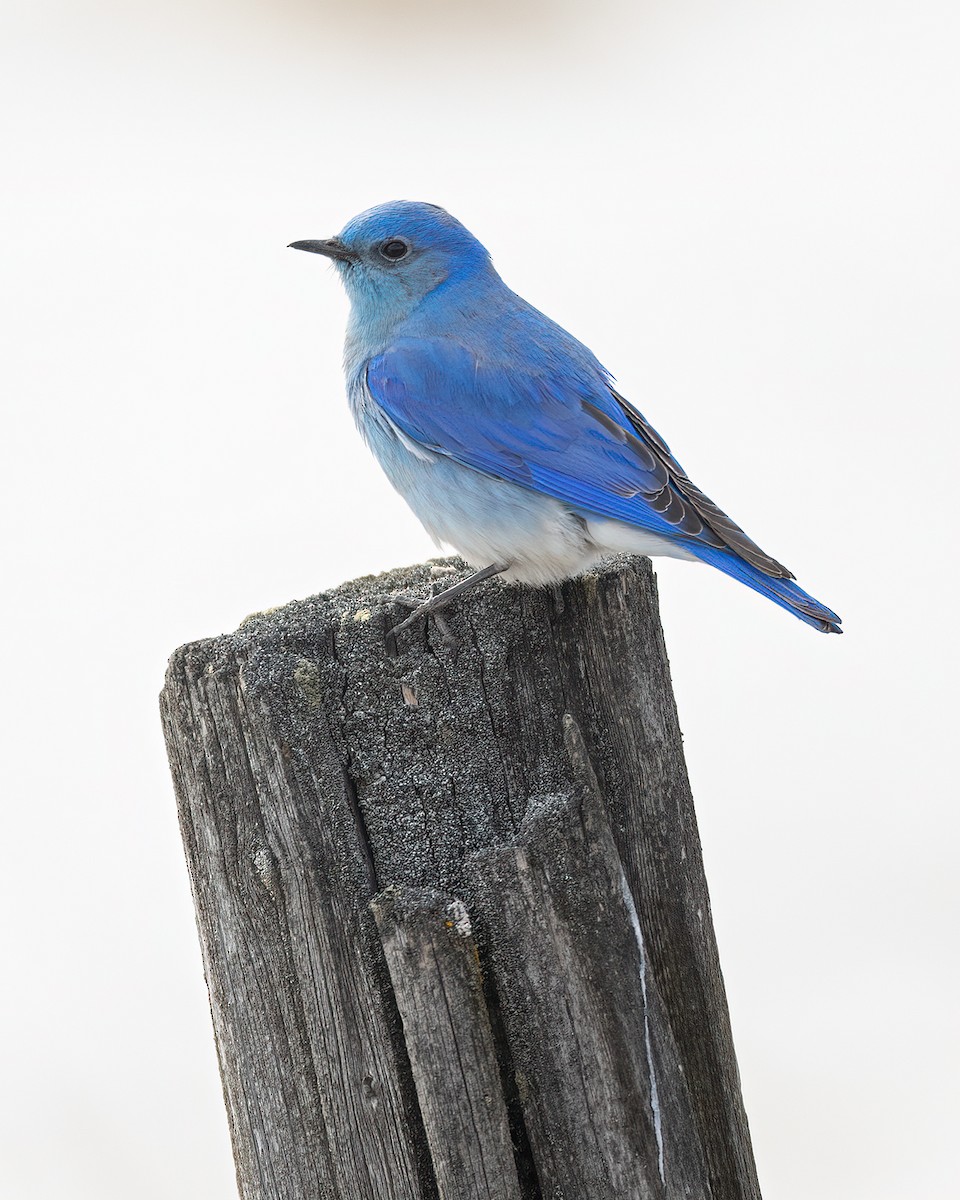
[290,201,494,327]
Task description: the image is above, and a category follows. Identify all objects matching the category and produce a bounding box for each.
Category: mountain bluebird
[291,201,841,636]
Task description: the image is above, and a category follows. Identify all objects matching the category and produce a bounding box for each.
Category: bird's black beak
[288,238,358,263]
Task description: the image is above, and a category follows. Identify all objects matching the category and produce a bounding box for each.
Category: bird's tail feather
[694,546,842,633]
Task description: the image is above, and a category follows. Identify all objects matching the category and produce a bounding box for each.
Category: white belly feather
[350,382,696,585]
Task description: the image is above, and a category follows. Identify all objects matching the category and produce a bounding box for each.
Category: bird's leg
[390,562,509,644]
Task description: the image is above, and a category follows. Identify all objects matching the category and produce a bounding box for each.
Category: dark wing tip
[606,388,802,580]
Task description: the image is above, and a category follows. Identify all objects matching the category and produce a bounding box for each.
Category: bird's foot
[390,595,460,653]
[385,562,509,655]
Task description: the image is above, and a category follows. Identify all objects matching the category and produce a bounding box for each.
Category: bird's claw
[387,593,460,654]
[383,564,507,656]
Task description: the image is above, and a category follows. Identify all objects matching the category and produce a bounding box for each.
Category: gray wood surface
[372,887,523,1200]
[161,555,761,1200]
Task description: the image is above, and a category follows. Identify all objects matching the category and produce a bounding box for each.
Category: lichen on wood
[161,556,760,1200]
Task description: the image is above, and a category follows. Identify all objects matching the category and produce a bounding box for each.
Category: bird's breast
[344,379,597,584]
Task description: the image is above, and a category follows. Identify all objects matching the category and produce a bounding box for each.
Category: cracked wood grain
[161,555,761,1200]
[372,887,523,1200]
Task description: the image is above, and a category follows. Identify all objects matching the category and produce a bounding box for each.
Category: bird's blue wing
[366,336,792,578]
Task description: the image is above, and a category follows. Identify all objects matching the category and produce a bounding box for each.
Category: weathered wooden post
[161,555,761,1200]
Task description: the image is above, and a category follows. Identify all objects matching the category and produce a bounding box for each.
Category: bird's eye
[379,238,409,261]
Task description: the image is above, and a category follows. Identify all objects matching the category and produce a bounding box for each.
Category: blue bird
[290,201,841,636]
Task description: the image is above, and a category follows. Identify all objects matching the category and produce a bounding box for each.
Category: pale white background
[2,1,957,1196]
